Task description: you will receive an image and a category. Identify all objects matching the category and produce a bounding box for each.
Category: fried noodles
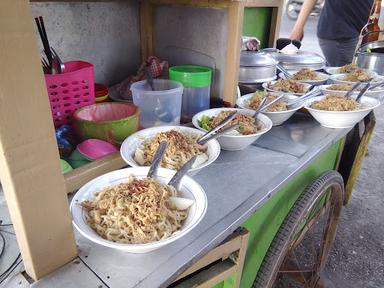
[81,177,188,244]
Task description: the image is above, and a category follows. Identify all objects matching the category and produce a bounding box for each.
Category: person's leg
[336,37,359,66]
[318,37,359,66]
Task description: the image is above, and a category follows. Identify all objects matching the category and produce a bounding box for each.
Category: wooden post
[140,0,154,61]
[223,2,244,105]
[0,0,77,280]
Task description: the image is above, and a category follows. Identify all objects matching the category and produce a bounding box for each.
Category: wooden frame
[140,0,283,105]
[0,0,77,280]
[0,0,282,281]
[172,228,249,288]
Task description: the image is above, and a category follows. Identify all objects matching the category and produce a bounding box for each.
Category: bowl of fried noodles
[70,167,207,253]
[304,94,380,128]
[236,91,301,126]
[262,79,311,96]
[120,126,221,176]
[192,108,272,151]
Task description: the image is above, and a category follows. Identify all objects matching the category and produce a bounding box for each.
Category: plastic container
[77,139,118,160]
[73,103,140,145]
[60,159,73,174]
[169,65,212,122]
[95,83,109,103]
[130,79,183,128]
[44,61,95,127]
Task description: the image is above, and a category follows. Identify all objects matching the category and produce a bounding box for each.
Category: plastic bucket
[130,79,183,128]
[169,65,212,122]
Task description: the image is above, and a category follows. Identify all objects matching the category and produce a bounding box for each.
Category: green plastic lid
[60,159,73,174]
[169,65,212,88]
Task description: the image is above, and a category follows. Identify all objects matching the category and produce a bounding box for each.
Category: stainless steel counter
[1,113,350,288]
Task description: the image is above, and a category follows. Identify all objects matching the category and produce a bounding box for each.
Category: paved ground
[279,14,384,288]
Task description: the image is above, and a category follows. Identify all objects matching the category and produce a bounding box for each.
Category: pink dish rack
[44,61,95,127]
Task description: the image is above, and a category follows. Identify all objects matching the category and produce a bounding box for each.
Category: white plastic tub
[131,79,183,128]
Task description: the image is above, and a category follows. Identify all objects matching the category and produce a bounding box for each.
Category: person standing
[290,0,373,66]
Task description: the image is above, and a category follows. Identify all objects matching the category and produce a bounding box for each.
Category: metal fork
[50,47,65,74]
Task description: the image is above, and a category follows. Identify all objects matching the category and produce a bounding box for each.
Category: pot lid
[240,51,278,67]
[262,49,325,67]
[358,40,384,52]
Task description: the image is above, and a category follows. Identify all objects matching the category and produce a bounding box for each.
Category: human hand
[290,29,304,41]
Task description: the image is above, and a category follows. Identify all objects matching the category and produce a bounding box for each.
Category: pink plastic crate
[44,61,95,127]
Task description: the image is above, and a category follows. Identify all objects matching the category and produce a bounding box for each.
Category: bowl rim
[278,71,329,82]
[304,95,381,114]
[130,79,184,95]
[262,81,311,95]
[73,102,140,124]
[329,72,379,84]
[320,83,384,93]
[119,126,221,173]
[70,166,208,250]
[192,107,273,138]
[236,92,302,114]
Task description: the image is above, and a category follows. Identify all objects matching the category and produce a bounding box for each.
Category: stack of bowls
[95,83,109,103]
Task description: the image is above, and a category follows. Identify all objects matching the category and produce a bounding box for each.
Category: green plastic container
[60,159,73,174]
[169,65,212,122]
[73,103,140,145]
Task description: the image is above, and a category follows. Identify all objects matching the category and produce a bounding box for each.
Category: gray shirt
[317,0,373,40]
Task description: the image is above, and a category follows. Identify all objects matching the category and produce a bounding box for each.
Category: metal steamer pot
[262,48,326,71]
[355,40,384,76]
[238,51,278,84]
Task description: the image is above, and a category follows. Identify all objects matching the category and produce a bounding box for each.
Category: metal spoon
[147,140,167,178]
[168,155,197,189]
[344,81,361,98]
[144,65,155,91]
[253,97,268,120]
[276,63,292,78]
[286,89,322,109]
[197,111,237,145]
[355,82,371,103]
[197,123,240,145]
[259,93,286,113]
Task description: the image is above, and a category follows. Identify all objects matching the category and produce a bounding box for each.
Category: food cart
[0,1,376,287]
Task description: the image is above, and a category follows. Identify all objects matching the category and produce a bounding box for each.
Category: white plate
[120,126,220,176]
[278,71,329,85]
[70,167,207,253]
[192,108,272,151]
[236,92,301,126]
[305,95,381,128]
[262,81,312,96]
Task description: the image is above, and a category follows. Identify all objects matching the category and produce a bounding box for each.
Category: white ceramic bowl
[319,83,384,101]
[305,95,381,128]
[324,66,373,75]
[329,72,378,85]
[70,167,207,253]
[120,126,220,176]
[262,81,312,96]
[236,93,302,126]
[278,71,329,85]
[192,108,272,151]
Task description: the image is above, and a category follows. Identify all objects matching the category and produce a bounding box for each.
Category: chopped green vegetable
[366,48,372,53]
[198,115,212,131]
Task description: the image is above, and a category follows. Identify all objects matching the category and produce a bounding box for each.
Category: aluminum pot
[239,51,278,84]
[355,40,384,76]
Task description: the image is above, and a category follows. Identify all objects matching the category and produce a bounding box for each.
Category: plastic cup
[130,79,183,128]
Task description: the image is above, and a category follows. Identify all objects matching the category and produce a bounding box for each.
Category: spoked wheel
[253,171,344,288]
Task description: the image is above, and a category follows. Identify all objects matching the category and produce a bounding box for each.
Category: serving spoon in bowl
[147,140,168,178]
[197,111,239,145]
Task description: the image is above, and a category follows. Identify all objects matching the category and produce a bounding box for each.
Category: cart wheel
[253,171,344,288]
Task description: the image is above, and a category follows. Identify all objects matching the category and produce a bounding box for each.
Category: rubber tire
[253,171,344,288]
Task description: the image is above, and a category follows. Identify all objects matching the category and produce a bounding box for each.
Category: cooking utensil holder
[44,61,95,127]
